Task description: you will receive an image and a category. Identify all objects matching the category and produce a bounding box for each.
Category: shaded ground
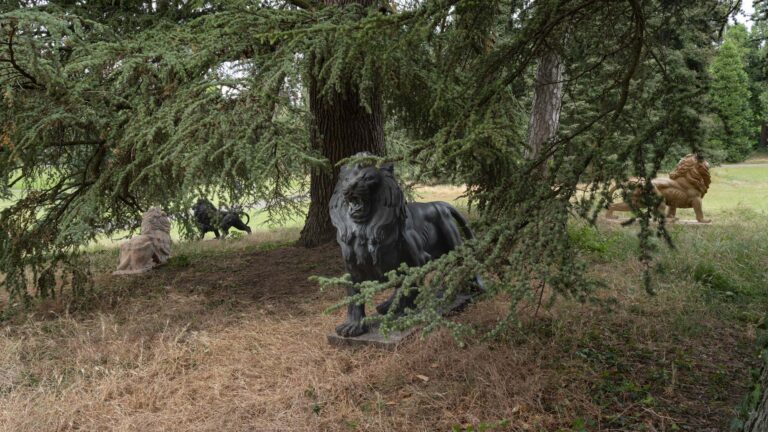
[149,242,345,316]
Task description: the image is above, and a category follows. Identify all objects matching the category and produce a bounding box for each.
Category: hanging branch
[1,22,40,88]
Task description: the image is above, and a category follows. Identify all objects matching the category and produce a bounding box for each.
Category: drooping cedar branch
[2,23,39,88]
[0,1,735,328]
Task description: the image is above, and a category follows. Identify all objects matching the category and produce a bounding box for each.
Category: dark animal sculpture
[329,156,481,337]
[192,198,251,239]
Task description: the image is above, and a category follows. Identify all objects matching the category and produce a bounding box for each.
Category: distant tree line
[707,9,768,162]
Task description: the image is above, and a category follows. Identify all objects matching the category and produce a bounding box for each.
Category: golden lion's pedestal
[602,217,711,226]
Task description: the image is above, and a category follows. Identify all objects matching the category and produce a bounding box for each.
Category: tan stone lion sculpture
[113,207,172,275]
[606,154,711,223]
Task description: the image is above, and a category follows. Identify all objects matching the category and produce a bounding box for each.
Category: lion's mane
[140,207,171,235]
[330,165,406,266]
[668,154,711,197]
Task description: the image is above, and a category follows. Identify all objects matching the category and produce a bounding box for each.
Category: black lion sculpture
[192,198,251,239]
[329,156,480,337]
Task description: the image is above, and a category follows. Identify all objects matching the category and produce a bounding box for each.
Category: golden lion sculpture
[113,207,172,275]
[606,154,711,223]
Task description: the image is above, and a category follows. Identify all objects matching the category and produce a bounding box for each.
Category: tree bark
[525,51,565,164]
[760,123,767,150]
[297,0,385,247]
[744,358,768,431]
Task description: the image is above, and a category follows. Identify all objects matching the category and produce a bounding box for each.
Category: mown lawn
[3,159,765,241]
[695,163,768,214]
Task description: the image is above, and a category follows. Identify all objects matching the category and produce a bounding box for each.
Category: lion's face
[340,165,384,223]
[141,207,171,235]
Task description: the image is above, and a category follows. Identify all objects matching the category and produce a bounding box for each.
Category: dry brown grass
[0,223,758,431]
[3,166,767,431]
[412,185,466,205]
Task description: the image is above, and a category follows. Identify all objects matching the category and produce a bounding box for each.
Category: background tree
[725,21,768,151]
[298,0,386,247]
[708,29,755,162]
[748,2,768,149]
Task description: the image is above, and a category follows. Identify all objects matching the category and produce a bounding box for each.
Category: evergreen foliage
[316,1,735,335]
[709,31,755,162]
[1,1,313,303]
[710,37,756,159]
[0,1,737,334]
[746,7,768,149]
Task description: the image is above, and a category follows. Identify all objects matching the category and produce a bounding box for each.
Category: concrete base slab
[669,219,712,226]
[327,323,416,350]
[602,218,711,226]
[112,267,153,276]
[327,293,474,350]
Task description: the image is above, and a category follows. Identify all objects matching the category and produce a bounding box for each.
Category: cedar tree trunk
[525,51,565,164]
[297,0,385,247]
[745,364,768,431]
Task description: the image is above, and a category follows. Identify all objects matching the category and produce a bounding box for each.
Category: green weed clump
[568,223,637,262]
[693,262,736,293]
[167,255,191,268]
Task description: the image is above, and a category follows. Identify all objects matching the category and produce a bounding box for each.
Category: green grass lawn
[4,158,766,248]
[701,164,768,214]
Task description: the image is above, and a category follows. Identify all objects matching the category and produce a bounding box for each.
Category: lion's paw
[335,321,368,338]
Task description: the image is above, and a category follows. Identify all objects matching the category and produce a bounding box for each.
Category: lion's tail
[445,204,475,240]
[240,211,250,226]
[443,203,485,292]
